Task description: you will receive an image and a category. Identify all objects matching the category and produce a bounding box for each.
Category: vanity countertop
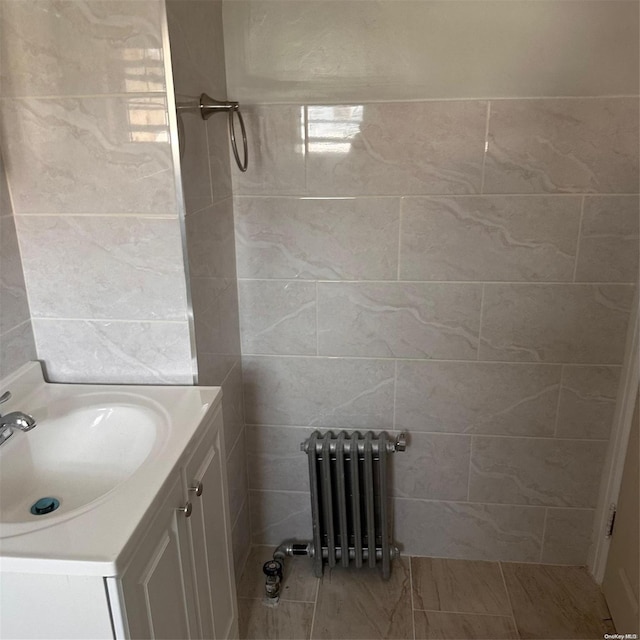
[0,362,221,577]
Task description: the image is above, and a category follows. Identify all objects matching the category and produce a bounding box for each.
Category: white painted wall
[223,0,639,104]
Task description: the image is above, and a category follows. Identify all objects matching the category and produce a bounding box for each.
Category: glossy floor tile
[311,559,413,639]
[238,549,615,640]
[411,557,511,615]
[414,611,519,640]
[239,599,315,640]
[502,563,615,639]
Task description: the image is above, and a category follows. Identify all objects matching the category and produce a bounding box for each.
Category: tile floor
[237,547,615,640]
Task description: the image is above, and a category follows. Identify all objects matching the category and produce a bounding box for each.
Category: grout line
[539,508,549,563]
[1,317,32,336]
[0,92,169,100]
[480,101,491,195]
[236,595,317,605]
[466,438,474,501]
[231,494,248,531]
[190,96,640,108]
[409,557,417,640]
[309,570,321,640]
[235,277,636,286]
[394,495,597,511]
[12,212,178,219]
[498,562,520,638]
[315,281,319,357]
[31,316,189,325]
[241,352,624,368]
[553,366,565,438]
[243,423,610,444]
[253,487,597,511]
[397,197,404,281]
[412,607,520,619]
[234,193,640,200]
[226,422,245,463]
[476,283,486,361]
[572,196,586,282]
[405,553,590,568]
[302,105,309,193]
[203,119,215,206]
[392,359,398,431]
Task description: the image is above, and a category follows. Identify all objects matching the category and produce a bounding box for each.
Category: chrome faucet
[0,391,36,446]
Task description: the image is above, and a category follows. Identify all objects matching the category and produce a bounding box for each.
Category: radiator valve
[263,560,283,600]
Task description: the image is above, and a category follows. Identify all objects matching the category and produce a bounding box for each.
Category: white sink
[0,393,169,538]
[0,363,220,574]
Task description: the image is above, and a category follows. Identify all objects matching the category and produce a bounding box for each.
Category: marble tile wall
[165,0,249,575]
[0,153,37,377]
[234,98,639,564]
[0,0,193,384]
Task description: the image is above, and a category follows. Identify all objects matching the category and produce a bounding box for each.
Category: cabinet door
[119,475,198,640]
[186,411,238,639]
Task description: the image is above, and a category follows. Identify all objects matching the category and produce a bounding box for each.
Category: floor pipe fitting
[264,540,313,600]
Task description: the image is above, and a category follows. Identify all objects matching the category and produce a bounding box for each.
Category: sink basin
[0,392,169,538]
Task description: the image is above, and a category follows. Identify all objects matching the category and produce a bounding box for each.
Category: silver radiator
[301,430,406,579]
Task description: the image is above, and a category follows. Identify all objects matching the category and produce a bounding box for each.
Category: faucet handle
[0,391,11,404]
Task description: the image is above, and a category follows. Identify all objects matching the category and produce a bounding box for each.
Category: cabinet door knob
[189,482,203,497]
[178,501,193,518]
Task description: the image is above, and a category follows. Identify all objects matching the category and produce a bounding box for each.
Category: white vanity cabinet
[0,368,238,640]
[110,405,239,640]
[114,474,198,639]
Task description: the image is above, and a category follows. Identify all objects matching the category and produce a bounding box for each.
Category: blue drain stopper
[30,497,60,516]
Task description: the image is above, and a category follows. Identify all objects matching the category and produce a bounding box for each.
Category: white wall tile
[479,284,634,364]
[243,356,395,428]
[400,196,581,282]
[226,428,249,521]
[0,321,37,379]
[395,361,560,437]
[317,282,482,359]
[238,280,316,355]
[16,215,188,321]
[0,96,177,215]
[394,498,545,562]
[232,498,252,576]
[219,359,245,451]
[306,102,487,196]
[0,0,166,97]
[469,437,607,508]
[0,214,31,333]
[556,366,621,440]
[186,199,237,278]
[541,508,595,565]
[166,0,227,99]
[484,99,640,194]
[391,433,471,501]
[191,276,241,362]
[250,490,312,545]
[231,105,306,196]
[245,425,313,492]
[234,196,400,280]
[32,319,193,384]
[575,196,640,283]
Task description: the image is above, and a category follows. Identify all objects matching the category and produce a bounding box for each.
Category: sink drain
[30,497,60,516]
